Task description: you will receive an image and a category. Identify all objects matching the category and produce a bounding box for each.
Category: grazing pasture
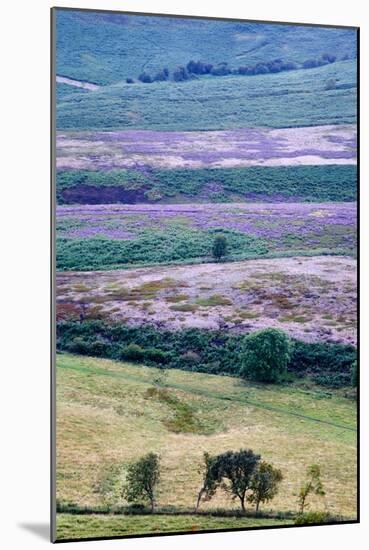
[55,353,356,538]
[56,61,357,131]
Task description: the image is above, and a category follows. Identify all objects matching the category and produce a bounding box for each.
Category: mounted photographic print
[51,7,359,542]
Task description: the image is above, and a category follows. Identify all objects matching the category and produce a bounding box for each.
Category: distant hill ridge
[56,9,357,86]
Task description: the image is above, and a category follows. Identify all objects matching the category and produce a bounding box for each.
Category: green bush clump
[119,343,145,361]
[56,228,269,271]
[290,340,356,387]
[57,165,357,205]
[57,321,356,389]
[294,511,331,525]
[56,51,357,131]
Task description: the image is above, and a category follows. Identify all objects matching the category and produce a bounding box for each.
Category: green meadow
[56,353,356,539]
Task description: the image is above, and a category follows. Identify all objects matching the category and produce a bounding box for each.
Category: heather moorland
[54,8,357,541]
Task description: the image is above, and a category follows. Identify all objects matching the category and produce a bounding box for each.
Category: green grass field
[56,60,356,131]
[56,353,357,540]
[55,10,356,86]
[56,513,292,540]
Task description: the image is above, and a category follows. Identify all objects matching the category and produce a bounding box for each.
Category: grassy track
[56,513,292,540]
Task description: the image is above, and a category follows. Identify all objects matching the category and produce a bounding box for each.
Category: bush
[67,336,90,355]
[322,53,337,63]
[241,328,292,383]
[186,60,212,75]
[302,59,320,69]
[212,235,228,260]
[210,63,231,76]
[266,59,284,73]
[351,361,357,387]
[56,321,356,390]
[295,511,330,525]
[253,63,269,75]
[89,340,109,357]
[144,347,170,365]
[120,343,145,361]
[138,72,153,83]
[289,341,356,387]
[153,70,168,82]
[325,78,337,90]
[238,66,250,75]
[281,61,298,71]
[173,66,189,81]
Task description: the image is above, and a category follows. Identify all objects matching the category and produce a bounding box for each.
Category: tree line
[124,53,344,85]
[123,449,326,521]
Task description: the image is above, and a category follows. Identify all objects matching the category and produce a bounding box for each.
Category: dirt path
[56,75,100,91]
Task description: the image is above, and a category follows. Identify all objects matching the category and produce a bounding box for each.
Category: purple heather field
[56,125,356,170]
[55,109,357,346]
[56,255,356,345]
[57,202,356,251]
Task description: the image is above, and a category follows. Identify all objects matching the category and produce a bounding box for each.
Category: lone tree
[325,78,337,91]
[123,453,160,512]
[241,328,292,383]
[248,461,283,512]
[220,449,261,511]
[212,235,228,261]
[298,464,325,514]
[197,449,261,512]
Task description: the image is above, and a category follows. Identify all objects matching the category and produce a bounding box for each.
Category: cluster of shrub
[57,165,357,205]
[57,321,357,389]
[121,449,327,525]
[127,53,340,85]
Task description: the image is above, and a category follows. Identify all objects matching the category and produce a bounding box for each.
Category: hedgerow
[56,321,356,388]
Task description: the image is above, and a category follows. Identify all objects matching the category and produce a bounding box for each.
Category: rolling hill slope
[55,10,357,86]
[56,353,356,539]
[56,60,357,131]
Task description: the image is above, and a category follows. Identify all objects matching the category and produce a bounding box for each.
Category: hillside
[56,353,356,539]
[56,255,357,346]
[56,10,356,86]
[56,60,357,131]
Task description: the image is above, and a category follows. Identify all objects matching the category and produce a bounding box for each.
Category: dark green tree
[248,461,283,512]
[197,449,260,512]
[196,452,223,510]
[297,464,325,514]
[173,66,189,81]
[212,235,228,261]
[123,453,160,512]
[138,72,153,83]
[218,449,261,512]
[241,328,292,383]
